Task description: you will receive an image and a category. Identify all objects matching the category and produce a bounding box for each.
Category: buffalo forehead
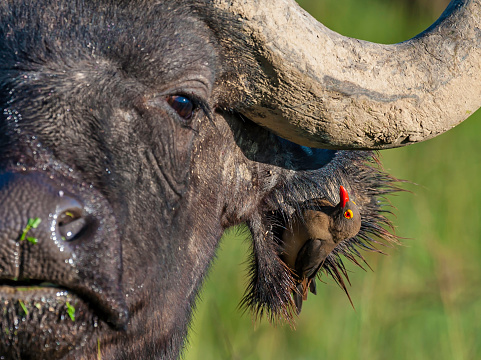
[0,0,218,95]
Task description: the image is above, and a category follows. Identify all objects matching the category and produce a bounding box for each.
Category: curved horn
[214,0,481,149]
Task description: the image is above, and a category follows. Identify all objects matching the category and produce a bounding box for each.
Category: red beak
[339,186,349,208]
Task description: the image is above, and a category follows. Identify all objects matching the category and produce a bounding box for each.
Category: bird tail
[293,277,319,314]
[309,278,317,295]
[293,283,304,314]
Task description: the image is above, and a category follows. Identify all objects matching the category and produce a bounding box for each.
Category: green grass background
[185,0,481,359]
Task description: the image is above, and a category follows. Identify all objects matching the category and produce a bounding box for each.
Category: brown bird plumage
[282,186,362,314]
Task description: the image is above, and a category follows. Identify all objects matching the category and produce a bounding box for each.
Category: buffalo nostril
[57,210,88,241]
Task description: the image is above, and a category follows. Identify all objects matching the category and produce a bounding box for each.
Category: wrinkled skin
[0,1,397,359]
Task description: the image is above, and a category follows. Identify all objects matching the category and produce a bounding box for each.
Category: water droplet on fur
[13,243,20,279]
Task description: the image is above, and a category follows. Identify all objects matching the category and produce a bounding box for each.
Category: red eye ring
[344,209,353,219]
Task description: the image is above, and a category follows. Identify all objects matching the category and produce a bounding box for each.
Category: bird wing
[295,239,325,279]
[293,239,329,313]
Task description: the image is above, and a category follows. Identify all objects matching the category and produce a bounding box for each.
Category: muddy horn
[214,0,481,149]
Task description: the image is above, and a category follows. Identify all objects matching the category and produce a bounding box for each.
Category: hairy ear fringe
[240,151,402,323]
[240,212,297,324]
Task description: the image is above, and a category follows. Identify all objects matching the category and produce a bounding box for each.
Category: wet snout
[0,170,128,328]
[0,171,95,280]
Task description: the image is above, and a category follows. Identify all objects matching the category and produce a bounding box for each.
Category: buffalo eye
[166,95,195,120]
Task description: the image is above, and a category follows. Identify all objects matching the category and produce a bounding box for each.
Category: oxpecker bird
[282,186,362,314]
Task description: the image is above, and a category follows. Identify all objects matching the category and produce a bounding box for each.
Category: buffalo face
[0,1,228,358]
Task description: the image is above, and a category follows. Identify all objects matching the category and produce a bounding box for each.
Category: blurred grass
[185,0,481,359]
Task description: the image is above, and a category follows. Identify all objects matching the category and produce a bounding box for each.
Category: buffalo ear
[238,152,401,322]
[240,212,297,323]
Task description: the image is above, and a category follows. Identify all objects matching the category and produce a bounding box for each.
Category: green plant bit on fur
[26,236,38,244]
[19,217,42,243]
[18,300,28,316]
[66,301,75,322]
[97,338,102,360]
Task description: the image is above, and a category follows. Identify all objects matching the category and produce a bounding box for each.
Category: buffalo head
[0,0,479,359]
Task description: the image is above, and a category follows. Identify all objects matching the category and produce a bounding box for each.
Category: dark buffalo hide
[0,1,397,359]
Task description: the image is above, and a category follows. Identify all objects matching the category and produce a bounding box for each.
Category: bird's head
[333,186,362,241]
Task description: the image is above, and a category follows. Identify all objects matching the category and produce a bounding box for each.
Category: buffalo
[0,0,479,359]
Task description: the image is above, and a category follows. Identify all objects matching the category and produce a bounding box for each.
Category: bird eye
[166,95,195,120]
[344,209,354,219]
